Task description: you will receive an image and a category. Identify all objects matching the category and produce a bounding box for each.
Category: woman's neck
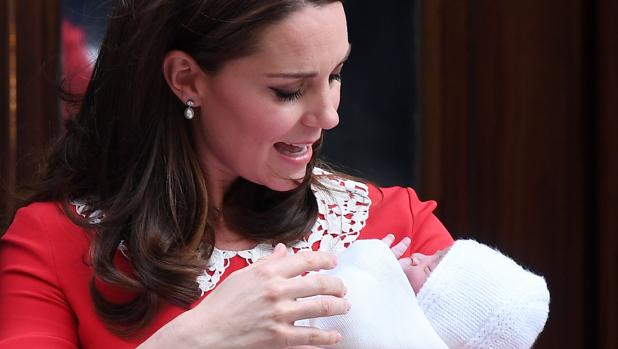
[212,218,257,251]
[198,160,257,251]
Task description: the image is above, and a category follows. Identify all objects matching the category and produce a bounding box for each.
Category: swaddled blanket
[296,240,448,349]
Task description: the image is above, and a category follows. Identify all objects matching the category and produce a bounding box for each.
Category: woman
[0,1,453,348]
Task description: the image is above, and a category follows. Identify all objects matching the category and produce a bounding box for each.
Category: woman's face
[193,2,350,193]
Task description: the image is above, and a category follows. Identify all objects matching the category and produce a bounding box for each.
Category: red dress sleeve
[0,206,79,348]
[360,185,454,256]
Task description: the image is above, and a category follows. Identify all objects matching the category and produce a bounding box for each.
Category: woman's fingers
[280,325,342,347]
[181,245,348,349]
[287,295,351,321]
[283,273,347,299]
[262,250,338,278]
[254,243,289,266]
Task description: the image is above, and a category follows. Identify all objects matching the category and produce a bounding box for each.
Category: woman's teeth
[275,142,309,155]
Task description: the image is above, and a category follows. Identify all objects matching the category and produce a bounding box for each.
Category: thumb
[272,243,288,257]
[251,243,288,267]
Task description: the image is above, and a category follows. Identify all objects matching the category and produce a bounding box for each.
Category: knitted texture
[297,240,448,349]
[417,240,550,349]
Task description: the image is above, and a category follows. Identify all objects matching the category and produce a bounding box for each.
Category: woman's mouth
[274,142,313,163]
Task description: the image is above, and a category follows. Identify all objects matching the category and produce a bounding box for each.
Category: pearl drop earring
[184,99,195,120]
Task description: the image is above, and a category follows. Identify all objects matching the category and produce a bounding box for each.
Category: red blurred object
[61,20,93,120]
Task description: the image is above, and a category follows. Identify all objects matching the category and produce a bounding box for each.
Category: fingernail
[345,300,352,312]
[403,237,411,245]
[274,243,286,253]
[335,332,343,342]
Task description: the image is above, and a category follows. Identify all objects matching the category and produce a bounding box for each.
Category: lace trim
[73,199,104,224]
[197,174,371,294]
[71,172,372,295]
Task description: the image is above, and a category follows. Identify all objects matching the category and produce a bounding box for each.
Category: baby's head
[413,240,550,349]
[405,247,450,293]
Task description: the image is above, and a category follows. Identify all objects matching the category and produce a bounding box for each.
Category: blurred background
[0,0,616,348]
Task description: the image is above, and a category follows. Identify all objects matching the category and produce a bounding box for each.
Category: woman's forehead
[249,3,349,71]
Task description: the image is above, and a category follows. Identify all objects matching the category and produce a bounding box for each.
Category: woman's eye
[270,74,341,102]
[271,88,303,102]
[329,73,342,83]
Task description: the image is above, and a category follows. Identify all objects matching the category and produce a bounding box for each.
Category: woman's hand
[139,243,349,349]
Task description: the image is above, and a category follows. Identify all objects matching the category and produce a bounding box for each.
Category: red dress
[0,177,453,348]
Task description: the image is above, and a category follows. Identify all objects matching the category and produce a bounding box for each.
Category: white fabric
[417,240,550,349]
[297,240,449,349]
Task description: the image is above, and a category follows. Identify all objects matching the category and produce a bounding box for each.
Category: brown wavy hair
[29,0,343,335]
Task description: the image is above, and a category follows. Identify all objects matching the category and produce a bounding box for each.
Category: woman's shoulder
[360,183,452,255]
[366,184,436,215]
[1,201,94,303]
[313,168,424,205]
[8,200,89,233]
[313,171,451,254]
[11,201,70,222]
[2,201,92,262]
[0,203,130,348]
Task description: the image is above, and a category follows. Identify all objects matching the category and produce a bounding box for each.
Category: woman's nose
[302,87,340,130]
[302,104,339,130]
[317,106,340,130]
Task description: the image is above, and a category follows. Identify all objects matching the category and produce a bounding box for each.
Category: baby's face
[406,248,449,293]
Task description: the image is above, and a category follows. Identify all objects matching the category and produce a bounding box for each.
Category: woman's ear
[162,50,205,106]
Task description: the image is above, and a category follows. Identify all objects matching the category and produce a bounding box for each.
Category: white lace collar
[198,174,371,294]
[72,172,371,295]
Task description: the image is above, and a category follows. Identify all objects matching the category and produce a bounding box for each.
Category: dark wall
[421,1,618,347]
[322,1,419,187]
[0,0,60,229]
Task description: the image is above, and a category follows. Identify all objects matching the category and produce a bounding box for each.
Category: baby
[297,238,550,349]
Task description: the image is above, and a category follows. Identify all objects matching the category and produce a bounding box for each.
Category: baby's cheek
[403,266,428,294]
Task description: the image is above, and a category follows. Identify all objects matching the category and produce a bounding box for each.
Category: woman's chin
[265,177,304,192]
[261,168,308,192]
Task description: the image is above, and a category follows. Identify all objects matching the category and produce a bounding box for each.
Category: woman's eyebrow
[265,43,352,79]
[339,43,352,66]
[266,71,318,79]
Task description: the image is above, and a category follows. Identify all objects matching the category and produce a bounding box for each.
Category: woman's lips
[274,142,313,163]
